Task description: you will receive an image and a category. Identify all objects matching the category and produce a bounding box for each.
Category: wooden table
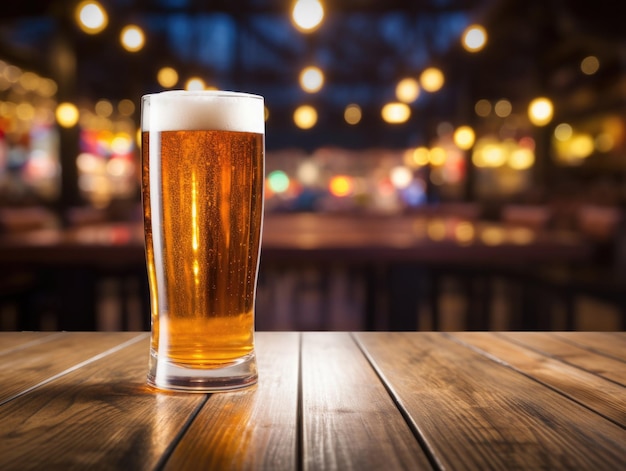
[1,331,624,470]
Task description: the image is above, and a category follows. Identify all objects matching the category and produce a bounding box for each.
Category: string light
[75,1,108,34]
[56,102,79,128]
[420,67,444,92]
[528,97,554,126]
[294,105,318,129]
[120,25,145,52]
[299,66,324,93]
[292,0,324,33]
[462,25,487,52]
[381,102,410,124]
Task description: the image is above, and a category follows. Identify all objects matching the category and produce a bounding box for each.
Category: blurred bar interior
[0,0,625,332]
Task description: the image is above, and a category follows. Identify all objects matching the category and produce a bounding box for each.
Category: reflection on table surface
[0,212,592,265]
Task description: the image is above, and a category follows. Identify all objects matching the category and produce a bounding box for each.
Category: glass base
[147,351,258,393]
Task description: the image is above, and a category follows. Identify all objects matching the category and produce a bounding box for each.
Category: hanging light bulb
[75,1,108,34]
[292,0,324,33]
[120,25,145,52]
[299,66,324,93]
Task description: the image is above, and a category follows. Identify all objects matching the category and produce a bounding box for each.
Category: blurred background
[0,0,624,332]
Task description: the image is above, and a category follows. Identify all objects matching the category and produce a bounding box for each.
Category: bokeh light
[395,78,420,103]
[528,97,554,126]
[344,103,362,125]
[420,67,444,92]
[268,170,290,193]
[581,56,600,75]
[381,102,411,124]
[120,25,145,52]
[462,24,487,52]
[300,66,324,93]
[56,102,79,128]
[329,175,354,197]
[294,105,318,129]
[453,126,475,150]
[157,67,179,88]
[76,1,108,34]
[292,0,324,32]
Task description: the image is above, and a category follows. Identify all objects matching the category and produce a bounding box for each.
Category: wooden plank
[355,332,626,471]
[451,332,626,427]
[0,336,205,471]
[0,331,144,404]
[164,332,300,471]
[553,332,626,362]
[501,332,626,386]
[300,332,431,471]
[0,331,61,354]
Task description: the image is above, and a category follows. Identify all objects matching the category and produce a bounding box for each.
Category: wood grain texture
[0,336,205,471]
[450,332,626,427]
[355,332,626,471]
[0,331,144,404]
[501,332,626,385]
[164,332,300,471]
[553,331,626,362]
[0,331,61,354]
[301,332,431,471]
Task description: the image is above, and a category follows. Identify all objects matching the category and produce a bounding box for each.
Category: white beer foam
[143,90,264,134]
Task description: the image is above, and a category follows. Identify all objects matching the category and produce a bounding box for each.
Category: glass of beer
[141,90,264,392]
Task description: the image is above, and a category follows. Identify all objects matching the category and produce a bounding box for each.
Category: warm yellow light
[264,106,270,122]
[344,103,362,125]
[411,147,430,167]
[157,67,179,88]
[39,78,58,98]
[494,99,512,118]
[453,126,475,150]
[95,99,113,117]
[508,148,535,170]
[581,56,600,75]
[395,78,420,103]
[381,102,411,124]
[427,219,446,241]
[76,1,108,34]
[15,102,35,121]
[473,138,507,168]
[56,102,79,128]
[294,105,318,129]
[329,175,354,197]
[528,97,554,126]
[462,24,487,52]
[300,66,324,93]
[120,25,145,52]
[554,123,573,141]
[595,133,615,153]
[475,99,491,117]
[570,134,594,158]
[420,67,444,92]
[118,99,135,116]
[185,77,205,90]
[292,0,324,33]
[19,72,40,91]
[111,133,132,155]
[481,226,505,246]
[390,166,413,189]
[455,222,475,244]
[483,144,507,167]
[429,147,447,166]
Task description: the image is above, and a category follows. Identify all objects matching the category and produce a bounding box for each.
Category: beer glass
[141,90,264,392]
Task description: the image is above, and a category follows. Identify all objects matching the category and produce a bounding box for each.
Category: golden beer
[142,91,264,391]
